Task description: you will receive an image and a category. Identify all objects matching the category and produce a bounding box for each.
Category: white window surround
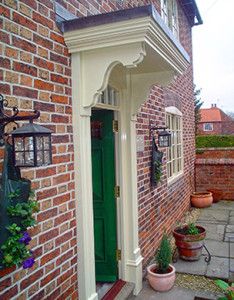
[203,123,213,131]
[161,0,179,39]
[165,106,183,184]
[62,6,189,300]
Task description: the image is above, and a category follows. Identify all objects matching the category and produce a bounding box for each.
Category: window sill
[167,171,183,187]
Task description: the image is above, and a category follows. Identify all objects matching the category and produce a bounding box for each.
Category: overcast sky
[192,0,234,113]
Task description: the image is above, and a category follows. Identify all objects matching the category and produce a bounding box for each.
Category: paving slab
[224,232,234,242]
[206,257,229,279]
[198,210,229,224]
[129,281,221,300]
[207,201,234,211]
[173,257,207,275]
[202,240,229,258]
[196,223,225,241]
[228,217,234,225]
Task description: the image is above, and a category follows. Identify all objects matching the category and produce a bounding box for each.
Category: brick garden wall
[196,148,234,200]
[0,0,195,298]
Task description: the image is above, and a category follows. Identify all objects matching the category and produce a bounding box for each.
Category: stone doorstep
[115,282,135,300]
[97,281,135,300]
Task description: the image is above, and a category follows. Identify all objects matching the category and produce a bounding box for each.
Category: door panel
[91,110,117,282]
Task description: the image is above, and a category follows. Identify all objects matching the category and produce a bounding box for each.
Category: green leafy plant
[7,200,39,230]
[155,234,172,274]
[0,189,38,269]
[186,223,199,235]
[215,279,234,300]
[8,189,20,200]
[1,224,31,267]
[154,160,162,182]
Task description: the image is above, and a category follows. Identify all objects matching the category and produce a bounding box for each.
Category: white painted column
[119,83,143,295]
[72,53,98,300]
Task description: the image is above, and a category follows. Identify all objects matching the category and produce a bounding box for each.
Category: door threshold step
[100,280,135,300]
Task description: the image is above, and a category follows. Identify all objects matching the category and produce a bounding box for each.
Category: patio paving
[129,201,234,300]
[174,201,234,279]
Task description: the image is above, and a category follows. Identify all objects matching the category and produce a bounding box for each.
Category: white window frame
[166,106,183,184]
[161,0,179,39]
[161,0,169,25]
[203,123,213,131]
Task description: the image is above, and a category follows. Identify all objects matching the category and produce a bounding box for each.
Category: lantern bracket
[150,126,169,133]
[0,94,40,145]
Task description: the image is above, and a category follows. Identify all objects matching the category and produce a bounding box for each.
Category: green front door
[91,110,118,282]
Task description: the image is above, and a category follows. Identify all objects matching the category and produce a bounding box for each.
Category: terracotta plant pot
[147,264,176,292]
[191,192,213,208]
[207,189,222,203]
[173,225,206,261]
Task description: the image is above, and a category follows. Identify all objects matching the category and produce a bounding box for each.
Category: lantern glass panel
[15,152,24,166]
[37,151,43,166]
[159,135,169,147]
[24,136,34,151]
[44,151,51,165]
[25,151,34,166]
[14,137,24,151]
[37,136,44,150]
[43,136,50,150]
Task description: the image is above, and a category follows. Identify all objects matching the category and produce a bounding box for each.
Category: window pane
[166,111,183,180]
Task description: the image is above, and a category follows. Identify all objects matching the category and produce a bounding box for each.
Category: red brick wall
[137,4,195,266]
[0,0,195,298]
[196,148,234,200]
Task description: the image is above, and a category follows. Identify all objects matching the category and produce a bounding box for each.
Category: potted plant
[173,223,206,261]
[147,234,176,292]
[191,192,213,208]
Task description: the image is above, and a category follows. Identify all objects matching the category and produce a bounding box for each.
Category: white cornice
[64,16,189,75]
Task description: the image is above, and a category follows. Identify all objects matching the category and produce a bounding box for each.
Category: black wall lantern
[0,94,52,167]
[151,126,171,147]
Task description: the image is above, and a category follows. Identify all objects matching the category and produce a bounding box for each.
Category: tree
[226,111,234,120]
[194,86,203,134]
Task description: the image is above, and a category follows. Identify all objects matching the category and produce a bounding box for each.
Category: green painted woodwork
[91,110,117,282]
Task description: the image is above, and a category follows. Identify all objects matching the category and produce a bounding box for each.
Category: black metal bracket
[0,94,40,145]
[203,243,211,264]
[150,126,168,132]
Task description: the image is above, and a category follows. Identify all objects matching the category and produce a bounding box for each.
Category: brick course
[0,0,195,298]
[196,148,234,200]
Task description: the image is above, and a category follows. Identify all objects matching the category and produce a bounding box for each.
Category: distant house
[197,104,234,135]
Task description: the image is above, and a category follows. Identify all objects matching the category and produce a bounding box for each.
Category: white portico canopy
[61,5,190,115]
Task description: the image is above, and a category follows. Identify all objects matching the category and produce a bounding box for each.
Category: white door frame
[71,54,143,300]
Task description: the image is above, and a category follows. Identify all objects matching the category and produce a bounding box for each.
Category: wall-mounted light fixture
[0,94,52,167]
[150,126,171,147]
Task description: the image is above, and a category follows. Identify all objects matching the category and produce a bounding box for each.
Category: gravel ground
[175,273,223,294]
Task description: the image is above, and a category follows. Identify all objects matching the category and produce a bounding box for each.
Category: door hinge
[113,120,118,133]
[116,249,121,261]
[114,185,120,198]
